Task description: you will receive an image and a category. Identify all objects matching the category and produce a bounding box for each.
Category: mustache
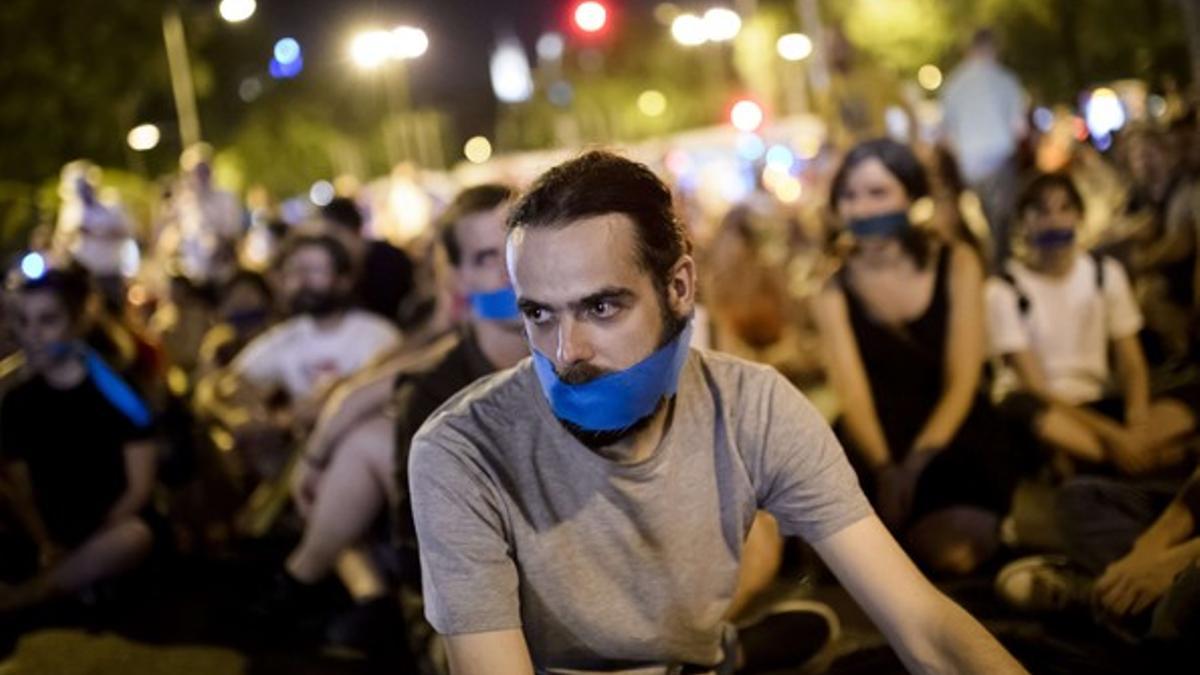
[556,361,609,385]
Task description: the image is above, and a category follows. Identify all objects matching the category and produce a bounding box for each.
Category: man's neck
[592,400,671,465]
[311,309,348,332]
[472,318,527,370]
[1030,249,1077,278]
[42,356,87,389]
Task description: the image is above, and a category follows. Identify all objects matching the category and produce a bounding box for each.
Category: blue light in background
[269,55,303,79]
[20,252,46,280]
[274,38,301,65]
[765,144,795,170]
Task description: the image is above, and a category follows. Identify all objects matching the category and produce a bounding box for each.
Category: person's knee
[907,509,998,576]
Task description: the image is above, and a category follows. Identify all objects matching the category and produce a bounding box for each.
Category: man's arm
[104,439,157,525]
[1112,334,1151,425]
[813,516,1026,674]
[444,629,534,675]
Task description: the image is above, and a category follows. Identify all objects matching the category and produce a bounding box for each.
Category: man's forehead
[508,213,646,302]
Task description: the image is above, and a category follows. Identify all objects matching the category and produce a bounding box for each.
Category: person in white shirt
[198,234,400,465]
[986,172,1196,476]
[229,234,400,409]
[941,29,1027,268]
[165,144,244,286]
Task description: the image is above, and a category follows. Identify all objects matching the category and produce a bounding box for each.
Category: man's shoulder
[342,310,401,340]
[410,359,534,456]
[687,348,783,397]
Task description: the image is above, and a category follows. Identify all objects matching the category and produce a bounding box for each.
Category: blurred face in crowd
[220,279,272,333]
[1126,133,1174,196]
[280,244,347,318]
[1023,186,1081,245]
[835,157,912,260]
[11,289,77,372]
[454,205,520,327]
[509,214,694,385]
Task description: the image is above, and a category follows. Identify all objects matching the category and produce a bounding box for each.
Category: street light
[218,0,256,23]
[127,123,161,151]
[350,26,428,69]
[350,30,395,69]
[729,99,764,132]
[917,64,943,91]
[776,33,813,61]
[573,1,609,34]
[671,13,707,46]
[637,90,668,117]
[702,8,741,42]
[392,26,429,60]
[464,136,493,164]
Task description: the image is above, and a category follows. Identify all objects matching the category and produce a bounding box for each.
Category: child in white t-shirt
[986,173,1196,476]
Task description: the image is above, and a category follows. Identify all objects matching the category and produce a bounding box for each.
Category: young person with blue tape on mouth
[408,150,1025,674]
[812,138,1042,577]
[260,185,531,660]
[0,260,158,613]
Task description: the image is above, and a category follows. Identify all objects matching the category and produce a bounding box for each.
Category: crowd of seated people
[1,109,1199,673]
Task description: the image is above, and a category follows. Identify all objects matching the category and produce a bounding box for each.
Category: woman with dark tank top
[814,139,1037,576]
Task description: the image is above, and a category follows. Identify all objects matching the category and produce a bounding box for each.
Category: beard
[289,289,344,317]
[552,292,689,449]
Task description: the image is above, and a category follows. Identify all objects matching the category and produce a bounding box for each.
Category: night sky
[248,0,655,138]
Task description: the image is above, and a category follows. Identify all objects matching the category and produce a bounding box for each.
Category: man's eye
[524,307,551,324]
[589,301,618,319]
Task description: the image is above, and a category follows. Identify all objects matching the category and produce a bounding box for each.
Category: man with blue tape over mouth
[408,151,1025,675]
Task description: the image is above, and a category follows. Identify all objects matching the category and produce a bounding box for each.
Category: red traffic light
[573,1,608,34]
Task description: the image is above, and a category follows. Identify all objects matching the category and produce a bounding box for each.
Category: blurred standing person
[319,197,415,324]
[53,160,135,309]
[940,28,1027,269]
[167,144,243,288]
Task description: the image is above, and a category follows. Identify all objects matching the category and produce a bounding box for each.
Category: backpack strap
[998,263,1031,316]
[1090,251,1106,290]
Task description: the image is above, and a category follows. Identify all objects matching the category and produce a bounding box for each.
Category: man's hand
[1094,546,1188,617]
[875,465,915,531]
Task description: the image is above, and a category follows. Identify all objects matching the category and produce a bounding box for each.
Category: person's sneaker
[736,599,839,674]
[995,554,1093,613]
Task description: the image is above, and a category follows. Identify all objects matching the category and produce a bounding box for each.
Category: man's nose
[556,317,593,365]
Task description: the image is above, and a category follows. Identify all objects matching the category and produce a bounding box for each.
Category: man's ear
[666,255,696,315]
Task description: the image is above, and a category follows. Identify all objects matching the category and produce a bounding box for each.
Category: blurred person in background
[0,265,158,614]
[195,270,275,378]
[940,28,1028,269]
[52,160,135,310]
[148,273,214,377]
[1119,126,1200,363]
[919,143,991,263]
[814,139,1037,575]
[196,234,399,481]
[987,173,1196,478]
[260,185,526,661]
[319,197,415,325]
[160,144,244,289]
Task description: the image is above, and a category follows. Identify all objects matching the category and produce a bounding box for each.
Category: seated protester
[148,274,214,377]
[0,266,157,613]
[813,139,1036,575]
[195,270,275,378]
[986,173,1197,476]
[200,235,400,437]
[261,185,527,657]
[409,151,1024,674]
[320,197,415,324]
[997,468,1200,646]
[1119,127,1199,362]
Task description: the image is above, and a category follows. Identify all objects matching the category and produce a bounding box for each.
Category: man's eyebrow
[568,287,635,311]
[516,287,636,313]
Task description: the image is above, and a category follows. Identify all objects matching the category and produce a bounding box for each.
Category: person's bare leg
[724,511,783,622]
[0,517,153,612]
[286,416,396,592]
[906,507,1000,576]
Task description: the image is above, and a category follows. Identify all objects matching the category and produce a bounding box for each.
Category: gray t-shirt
[409,349,871,672]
